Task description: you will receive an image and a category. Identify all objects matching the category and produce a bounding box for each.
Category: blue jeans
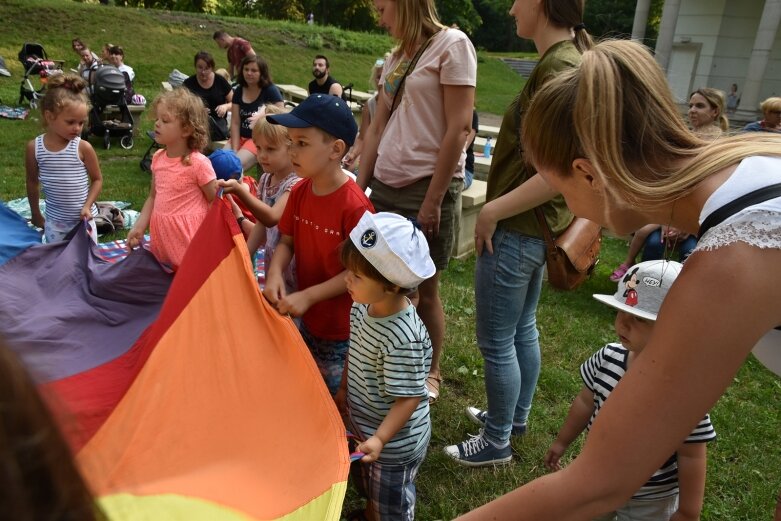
[475,228,546,446]
[641,229,697,262]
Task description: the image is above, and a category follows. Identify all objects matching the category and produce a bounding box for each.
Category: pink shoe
[609,263,629,282]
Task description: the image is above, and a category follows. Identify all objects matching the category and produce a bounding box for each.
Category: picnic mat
[0,105,29,120]
[0,201,347,519]
[7,197,140,231]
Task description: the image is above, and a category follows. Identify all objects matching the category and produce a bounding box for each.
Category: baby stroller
[85,66,134,150]
[18,42,63,109]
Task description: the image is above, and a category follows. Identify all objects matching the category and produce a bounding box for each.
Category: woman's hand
[215,103,230,118]
[417,196,441,239]
[475,202,499,256]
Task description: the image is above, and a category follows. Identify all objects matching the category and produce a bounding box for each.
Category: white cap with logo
[593,260,683,321]
[349,211,436,289]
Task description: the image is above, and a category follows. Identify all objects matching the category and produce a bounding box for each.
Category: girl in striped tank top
[25,74,103,243]
[126,89,217,270]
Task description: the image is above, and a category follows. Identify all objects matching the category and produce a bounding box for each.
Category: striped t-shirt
[35,135,97,222]
[347,302,432,464]
[581,343,717,500]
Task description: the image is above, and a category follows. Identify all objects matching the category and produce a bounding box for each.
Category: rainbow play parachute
[0,200,349,519]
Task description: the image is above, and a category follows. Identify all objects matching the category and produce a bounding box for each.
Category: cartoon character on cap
[623,267,639,307]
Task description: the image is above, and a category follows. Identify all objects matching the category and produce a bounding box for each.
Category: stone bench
[452,179,487,259]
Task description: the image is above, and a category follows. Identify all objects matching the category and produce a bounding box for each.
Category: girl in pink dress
[127,89,217,269]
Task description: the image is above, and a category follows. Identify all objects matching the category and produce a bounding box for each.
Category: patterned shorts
[351,450,426,521]
[298,323,349,395]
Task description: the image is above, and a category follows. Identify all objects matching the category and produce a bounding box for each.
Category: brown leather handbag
[534,208,602,291]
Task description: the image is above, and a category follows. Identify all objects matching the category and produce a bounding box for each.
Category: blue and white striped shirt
[581,343,716,500]
[347,302,432,464]
[35,135,97,222]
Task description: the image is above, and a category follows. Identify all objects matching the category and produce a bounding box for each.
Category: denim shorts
[298,323,349,395]
[369,176,462,270]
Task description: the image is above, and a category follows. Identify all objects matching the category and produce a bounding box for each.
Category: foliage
[435,0,482,35]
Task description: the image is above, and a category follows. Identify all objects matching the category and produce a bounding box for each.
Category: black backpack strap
[698,183,781,239]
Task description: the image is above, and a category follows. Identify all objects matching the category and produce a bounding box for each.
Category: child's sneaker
[466,406,527,436]
[609,263,630,282]
[443,429,512,467]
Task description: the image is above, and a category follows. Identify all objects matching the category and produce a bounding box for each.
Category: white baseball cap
[593,260,683,321]
[349,211,436,289]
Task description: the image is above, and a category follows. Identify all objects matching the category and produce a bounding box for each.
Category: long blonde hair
[522,39,781,208]
[393,0,446,57]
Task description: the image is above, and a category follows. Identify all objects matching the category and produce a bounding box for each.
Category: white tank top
[34,135,97,222]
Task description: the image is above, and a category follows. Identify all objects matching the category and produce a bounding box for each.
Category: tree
[435,0,482,35]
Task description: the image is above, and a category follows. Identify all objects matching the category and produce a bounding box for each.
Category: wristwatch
[237,216,246,225]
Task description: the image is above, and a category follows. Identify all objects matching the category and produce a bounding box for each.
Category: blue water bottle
[483,137,492,159]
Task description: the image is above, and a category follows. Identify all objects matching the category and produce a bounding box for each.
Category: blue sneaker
[466,406,527,436]
[443,430,512,467]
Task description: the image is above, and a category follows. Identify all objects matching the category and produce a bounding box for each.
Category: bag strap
[533,207,557,253]
[390,31,440,115]
[697,183,781,238]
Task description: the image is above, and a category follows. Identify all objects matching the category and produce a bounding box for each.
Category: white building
[633,0,781,121]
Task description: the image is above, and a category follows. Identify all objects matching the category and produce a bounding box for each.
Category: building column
[632,0,653,41]
[655,0,682,72]
[738,0,781,116]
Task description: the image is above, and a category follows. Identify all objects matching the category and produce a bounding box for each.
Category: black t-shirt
[308,75,340,95]
[233,83,284,138]
[465,110,478,174]
[183,74,232,117]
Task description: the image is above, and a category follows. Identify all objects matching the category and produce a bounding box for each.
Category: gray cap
[593,260,682,321]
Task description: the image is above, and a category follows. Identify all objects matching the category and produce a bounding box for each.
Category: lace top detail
[695,209,781,252]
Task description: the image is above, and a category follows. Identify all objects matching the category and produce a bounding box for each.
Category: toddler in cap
[338,211,434,521]
[209,148,259,226]
[543,260,716,521]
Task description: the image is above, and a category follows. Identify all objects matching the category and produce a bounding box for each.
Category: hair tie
[574,23,586,32]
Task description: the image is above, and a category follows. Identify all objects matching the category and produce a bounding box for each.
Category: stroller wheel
[30,99,38,110]
[104,132,111,150]
[120,135,134,150]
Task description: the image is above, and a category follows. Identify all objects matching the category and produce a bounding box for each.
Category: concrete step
[500,58,538,78]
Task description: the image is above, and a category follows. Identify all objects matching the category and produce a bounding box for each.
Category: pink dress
[150,150,215,268]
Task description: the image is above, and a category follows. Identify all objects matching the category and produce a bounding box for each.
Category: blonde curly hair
[150,88,209,164]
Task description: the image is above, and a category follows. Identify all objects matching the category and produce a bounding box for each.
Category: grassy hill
[0,2,780,520]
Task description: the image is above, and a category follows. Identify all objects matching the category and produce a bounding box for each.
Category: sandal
[426,374,442,404]
[609,263,630,282]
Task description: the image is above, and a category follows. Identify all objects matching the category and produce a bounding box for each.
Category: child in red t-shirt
[264,94,374,394]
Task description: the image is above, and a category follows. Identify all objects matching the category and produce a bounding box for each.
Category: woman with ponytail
[459,39,781,520]
[443,0,592,467]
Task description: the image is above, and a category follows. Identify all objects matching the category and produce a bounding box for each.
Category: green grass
[1,2,779,520]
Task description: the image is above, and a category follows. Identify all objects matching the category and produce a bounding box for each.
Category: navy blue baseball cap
[266,94,358,146]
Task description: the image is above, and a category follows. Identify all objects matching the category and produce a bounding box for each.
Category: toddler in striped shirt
[338,211,435,521]
[545,260,716,521]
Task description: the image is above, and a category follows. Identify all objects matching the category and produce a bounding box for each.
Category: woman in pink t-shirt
[358,0,477,403]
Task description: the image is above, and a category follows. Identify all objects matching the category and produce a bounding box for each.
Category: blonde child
[545,260,715,521]
[339,211,434,521]
[263,94,374,395]
[127,88,217,270]
[219,104,300,293]
[25,74,103,244]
